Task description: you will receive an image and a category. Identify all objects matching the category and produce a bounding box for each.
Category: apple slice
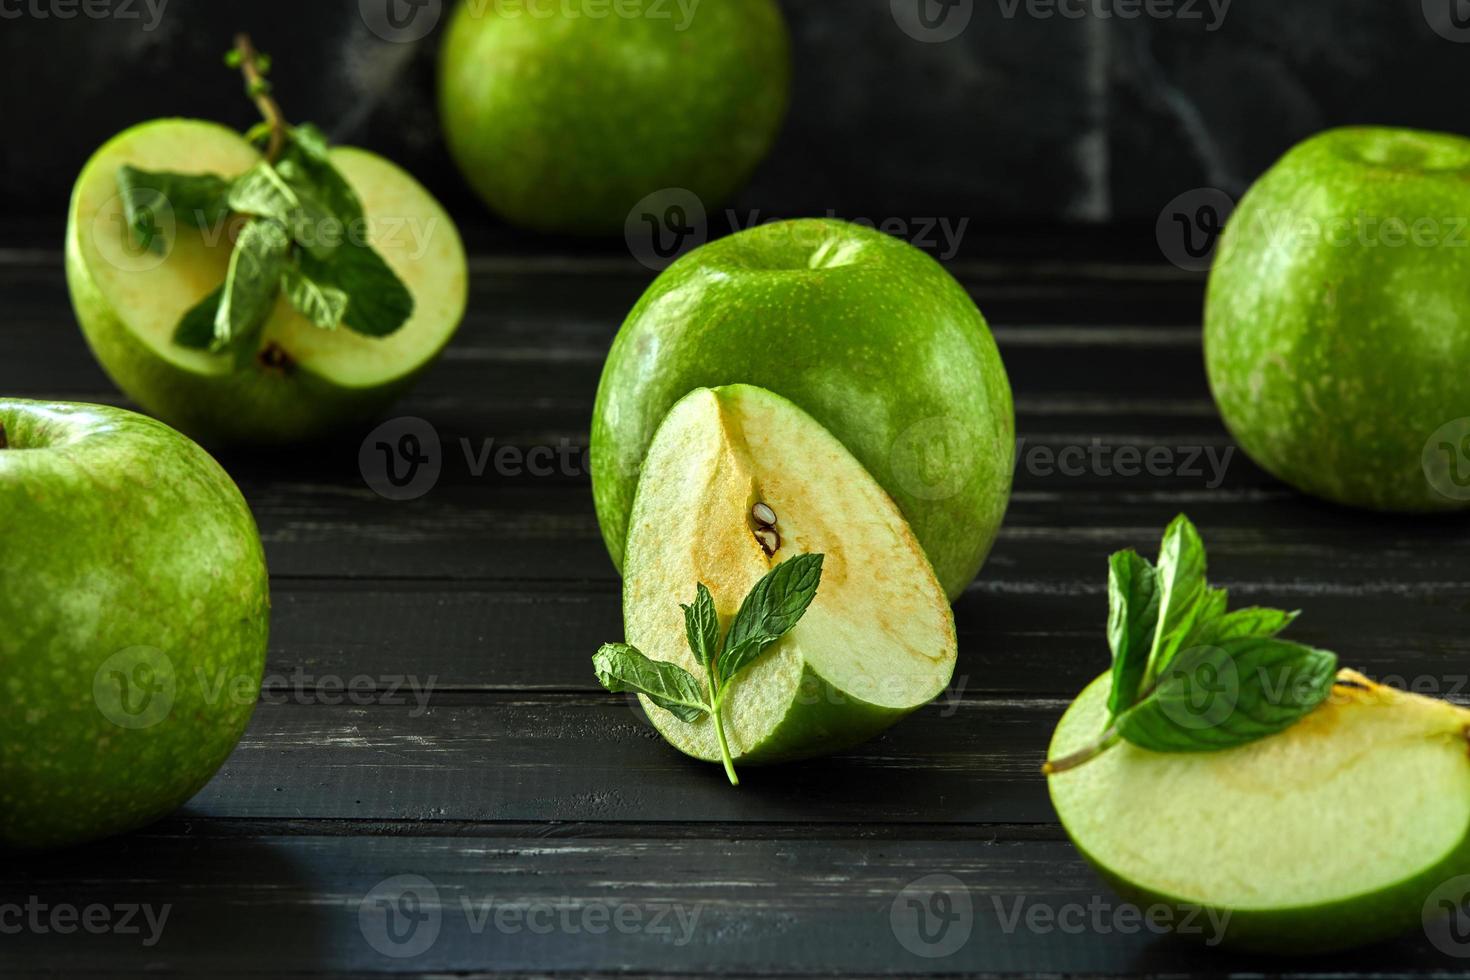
[1048,670,1470,952]
[623,385,957,765]
[65,118,467,445]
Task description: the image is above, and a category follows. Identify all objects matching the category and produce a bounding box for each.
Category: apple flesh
[1206,126,1470,511]
[438,0,791,234]
[624,385,957,764]
[65,118,468,446]
[593,218,1015,601]
[0,400,270,850]
[1048,670,1470,952]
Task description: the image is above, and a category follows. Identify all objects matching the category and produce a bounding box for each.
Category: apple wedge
[623,385,957,765]
[1048,669,1470,952]
[65,118,467,445]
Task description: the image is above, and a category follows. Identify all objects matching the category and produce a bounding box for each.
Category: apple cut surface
[623,385,957,764]
[66,118,467,444]
[1048,670,1470,952]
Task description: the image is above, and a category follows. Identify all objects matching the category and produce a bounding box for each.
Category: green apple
[438,0,791,234]
[1048,669,1470,953]
[0,400,270,850]
[1205,126,1470,511]
[624,385,956,764]
[66,118,468,446]
[592,218,1015,601]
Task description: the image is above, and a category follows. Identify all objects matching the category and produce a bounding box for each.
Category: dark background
[3,0,1469,256]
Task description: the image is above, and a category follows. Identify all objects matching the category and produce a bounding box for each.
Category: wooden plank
[3,831,1454,976]
[191,696,1058,825]
[264,580,1470,699]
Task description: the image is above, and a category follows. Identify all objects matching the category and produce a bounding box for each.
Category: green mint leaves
[1047,515,1337,773]
[593,553,825,786]
[112,45,414,367]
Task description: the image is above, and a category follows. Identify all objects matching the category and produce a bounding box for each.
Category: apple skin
[1050,674,1470,954]
[1205,126,1470,512]
[438,0,790,235]
[592,218,1015,601]
[0,400,269,850]
[65,120,468,447]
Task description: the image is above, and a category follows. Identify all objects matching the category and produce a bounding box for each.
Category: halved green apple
[1048,670,1470,952]
[65,118,468,445]
[623,385,957,765]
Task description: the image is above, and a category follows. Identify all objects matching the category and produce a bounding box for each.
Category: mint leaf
[681,583,719,669]
[173,286,224,350]
[1116,637,1338,753]
[280,264,348,330]
[593,643,709,723]
[1192,606,1300,646]
[299,239,414,338]
[717,554,825,684]
[213,219,290,357]
[226,162,299,225]
[116,166,233,252]
[1105,549,1160,719]
[1143,514,1210,686]
[278,126,364,223]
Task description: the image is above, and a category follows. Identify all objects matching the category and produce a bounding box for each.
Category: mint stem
[233,34,287,163]
[712,706,739,786]
[1042,726,1120,775]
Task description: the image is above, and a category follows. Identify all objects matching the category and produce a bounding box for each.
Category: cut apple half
[65,118,468,444]
[623,385,957,764]
[1048,669,1470,952]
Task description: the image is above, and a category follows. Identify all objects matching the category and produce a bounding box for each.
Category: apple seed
[258,342,294,373]
[752,502,777,527]
[754,526,780,557]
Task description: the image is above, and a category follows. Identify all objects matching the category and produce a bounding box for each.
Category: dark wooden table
[6,232,1470,977]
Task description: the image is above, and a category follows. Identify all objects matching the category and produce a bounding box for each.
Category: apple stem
[233,33,288,163]
[1042,727,1120,776]
[0,421,7,450]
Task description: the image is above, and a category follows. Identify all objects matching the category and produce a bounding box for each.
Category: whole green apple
[1205,126,1470,511]
[591,218,1015,601]
[0,400,269,850]
[66,118,468,447]
[438,0,791,235]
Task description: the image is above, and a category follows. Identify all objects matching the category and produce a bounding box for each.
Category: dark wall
[2,0,1467,237]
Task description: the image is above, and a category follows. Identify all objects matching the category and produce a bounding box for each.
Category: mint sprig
[594,553,825,786]
[1045,515,1337,774]
[112,35,414,368]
